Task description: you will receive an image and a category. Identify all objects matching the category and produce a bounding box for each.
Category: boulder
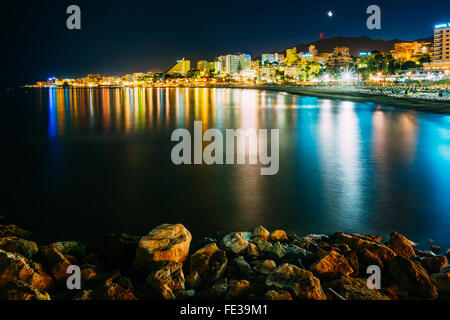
[247,243,259,258]
[253,226,270,240]
[39,247,72,282]
[225,280,251,299]
[0,225,31,239]
[251,238,273,254]
[272,242,286,259]
[388,256,438,299]
[222,232,252,254]
[255,260,276,275]
[270,230,288,242]
[310,250,353,279]
[134,224,192,272]
[358,248,384,269]
[386,232,415,258]
[419,256,448,274]
[266,263,326,300]
[0,249,52,291]
[265,289,293,300]
[0,280,51,300]
[190,243,228,282]
[328,277,391,300]
[147,261,185,300]
[0,237,38,258]
[430,265,450,294]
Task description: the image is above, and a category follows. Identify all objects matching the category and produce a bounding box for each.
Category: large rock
[147,261,185,300]
[328,277,391,300]
[253,226,270,240]
[0,249,52,291]
[39,247,72,282]
[419,256,448,274]
[430,265,450,294]
[225,280,251,299]
[134,224,192,271]
[270,230,288,242]
[310,250,353,279]
[388,256,438,299]
[222,232,252,254]
[190,243,228,282]
[0,225,31,239]
[0,280,51,300]
[265,290,293,300]
[50,241,86,258]
[255,260,276,275]
[386,232,415,258]
[0,237,38,258]
[266,263,326,300]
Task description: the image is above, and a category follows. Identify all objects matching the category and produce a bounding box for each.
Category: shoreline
[1,222,449,301]
[22,85,450,115]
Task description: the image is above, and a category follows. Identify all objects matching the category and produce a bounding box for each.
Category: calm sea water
[1,87,449,248]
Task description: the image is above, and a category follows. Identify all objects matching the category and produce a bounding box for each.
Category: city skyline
[2,0,450,87]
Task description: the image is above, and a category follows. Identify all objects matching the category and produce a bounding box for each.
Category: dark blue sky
[2,0,449,86]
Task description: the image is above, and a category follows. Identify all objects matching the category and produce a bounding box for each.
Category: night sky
[1,0,449,87]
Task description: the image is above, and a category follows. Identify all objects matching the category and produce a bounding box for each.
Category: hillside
[288,36,433,57]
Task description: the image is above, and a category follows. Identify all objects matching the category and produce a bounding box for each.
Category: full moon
[327,11,333,17]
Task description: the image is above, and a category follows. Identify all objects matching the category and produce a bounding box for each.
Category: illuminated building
[286,47,299,66]
[308,45,318,56]
[167,58,191,76]
[332,47,352,69]
[197,60,208,71]
[423,22,450,72]
[390,42,431,61]
[218,54,248,75]
[261,53,284,64]
[239,53,252,70]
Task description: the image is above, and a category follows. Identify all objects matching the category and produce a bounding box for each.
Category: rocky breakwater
[0,222,449,300]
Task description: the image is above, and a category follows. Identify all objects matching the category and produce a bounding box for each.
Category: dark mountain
[287,36,433,57]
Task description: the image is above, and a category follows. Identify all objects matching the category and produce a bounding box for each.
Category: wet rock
[272,242,286,259]
[343,251,359,277]
[419,256,448,274]
[414,249,436,258]
[255,260,276,275]
[147,261,185,300]
[388,256,438,299]
[0,280,51,300]
[265,289,293,300]
[233,256,251,274]
[358,248,384,269]
[73,290,94,300]
[222,232,252,254]
[430,265,450,294]
[0,237,38,258]
[39,247,72,282]
[225,280,250,299]
[431,246,441,254]
[185,271,201,289]
[0,249,52,291]
[310,250,353,279]
[94,282,137,300]
[81,263,100,282]
[174,289,195,299]
[190,243,228,282]
[270,230,288,242]
[328,277,391,300]
[386,232,415,258]
[253,226,270,240]
[0,225,31,239]
[135,223,192,272]
[103,233,139,268]
[251,238,273,255]
[266,263,326,300]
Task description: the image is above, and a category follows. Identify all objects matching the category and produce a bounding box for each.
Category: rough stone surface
[419,256,448,274]
[266,263,326,300]
[386,232,415,258]
[253,226,270,240]
[0,237,38,258]
[0,249,52,291]
[328,277,391,300]
[190,243,228,282]
[222,232,252,254]
[388,256,438,299]
[135,224,192,271]
[225,280,250,299]
[256,260,276,275]
[270,230,288,242]
[39,247,72,282]
[310,250,353,279]
[147,261,185,300]
[0,225,31,239]
[0,280,51,300]
[430,265,450,294]
[185,271,201,289]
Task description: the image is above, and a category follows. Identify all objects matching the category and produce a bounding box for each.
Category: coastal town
[30,23,450,94]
